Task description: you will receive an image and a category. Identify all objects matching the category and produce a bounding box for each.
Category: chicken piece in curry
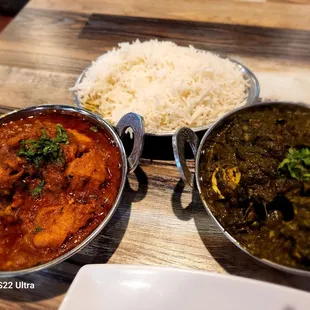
[200,105,310,271]
[0,113,122,271]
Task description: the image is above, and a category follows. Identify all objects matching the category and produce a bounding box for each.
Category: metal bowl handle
[116,113,145,173]
[172,127,199,187]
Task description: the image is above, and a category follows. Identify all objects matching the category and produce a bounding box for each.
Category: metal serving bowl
[172,101,310,276]
[0,105,145,277]
[72,57,259,159]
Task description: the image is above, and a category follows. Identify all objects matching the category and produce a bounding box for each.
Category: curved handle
[116,113,145,173]
[172,127,199,187]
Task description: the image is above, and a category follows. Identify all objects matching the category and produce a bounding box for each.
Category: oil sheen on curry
[200,105,310,270]
[0,113,122,271]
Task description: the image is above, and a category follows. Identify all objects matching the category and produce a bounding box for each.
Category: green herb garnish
[30,180,45,197]
[33,226,44,234]
[55,124,69,144]
[278,148,310,181]
[90,126,98,132]
[18,124,68,168]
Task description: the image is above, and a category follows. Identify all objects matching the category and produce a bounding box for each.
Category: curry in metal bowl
[199,104,310,271]
[173,102,310,273]
[0,106,144,273]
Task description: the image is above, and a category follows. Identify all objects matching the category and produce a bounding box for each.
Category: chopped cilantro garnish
[18,124,69,167]
[33,226,44,234]
[55,124,69,144]
[30,180,45,197]
[90,126,98,132]
[278,148,310,181]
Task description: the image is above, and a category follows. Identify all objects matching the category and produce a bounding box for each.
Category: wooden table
[1,0,310,309]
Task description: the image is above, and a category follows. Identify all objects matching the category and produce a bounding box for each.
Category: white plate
[59,265,310,310]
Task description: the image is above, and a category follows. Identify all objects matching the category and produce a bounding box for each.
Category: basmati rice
[71,40,248,133]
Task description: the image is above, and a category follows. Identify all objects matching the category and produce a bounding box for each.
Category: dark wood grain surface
[1,1,310,309]
[81,14,310,61]
[27,0,310,31]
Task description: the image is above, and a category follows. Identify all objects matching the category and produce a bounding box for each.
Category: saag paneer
[0,113,122,271]
[200,105,310,270]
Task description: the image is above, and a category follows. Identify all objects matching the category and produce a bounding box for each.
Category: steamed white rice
[71,40,248,133]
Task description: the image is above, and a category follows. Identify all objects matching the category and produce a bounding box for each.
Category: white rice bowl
[71,40,249,133]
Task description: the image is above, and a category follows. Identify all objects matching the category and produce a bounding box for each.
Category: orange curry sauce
[0,113,122,271]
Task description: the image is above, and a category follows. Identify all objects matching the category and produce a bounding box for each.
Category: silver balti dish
[0,105,144,277]
[173,102,310,276]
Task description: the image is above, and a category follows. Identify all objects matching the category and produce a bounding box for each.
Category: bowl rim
[72,56,260,137]
[0,105,128,277]
[195,101,310,277]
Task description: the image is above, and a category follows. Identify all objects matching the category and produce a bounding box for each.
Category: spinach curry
[199,105,310,270]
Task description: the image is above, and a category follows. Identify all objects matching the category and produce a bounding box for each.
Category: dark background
[0,0,28,31]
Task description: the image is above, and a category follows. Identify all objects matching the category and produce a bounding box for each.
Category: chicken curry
[200,105,310,270]
[0,112,122,271]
